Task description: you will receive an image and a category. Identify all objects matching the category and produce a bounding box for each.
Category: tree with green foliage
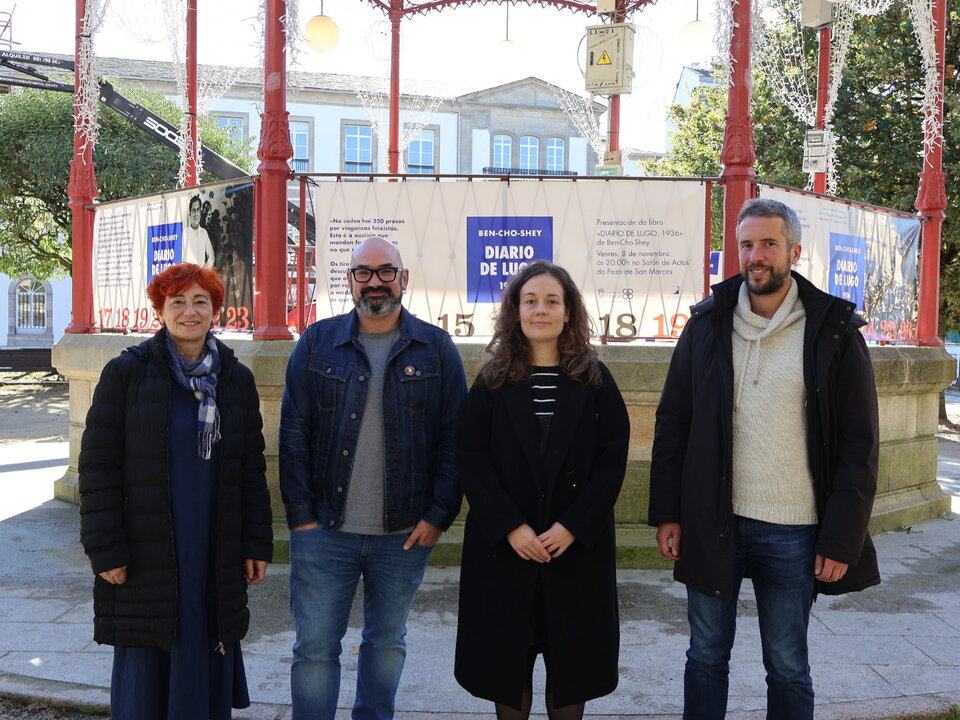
[0,81,254,279]
[649,3,959,331]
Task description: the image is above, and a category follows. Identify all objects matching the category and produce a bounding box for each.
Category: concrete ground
[1,382,959,719]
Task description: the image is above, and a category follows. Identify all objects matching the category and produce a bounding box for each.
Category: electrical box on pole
[585,23,635,95]
[802,129,832,173]
[801,0,835,28]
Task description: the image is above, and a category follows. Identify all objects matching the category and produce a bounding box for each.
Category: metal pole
[298,176,307,332]
[185,0,199,187]
[253,0,294,340]
[813,25,831,195]
[703,181,712,300]
[720,0,756,280]
[914,0,947,345]
[65,0,97,334]
[606,0,625,155]
[388,0,402,174]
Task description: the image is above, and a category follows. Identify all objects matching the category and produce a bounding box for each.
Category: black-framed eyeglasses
[350,266,402,283]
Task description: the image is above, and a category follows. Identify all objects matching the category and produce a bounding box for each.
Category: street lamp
[305,1,339,52]
[678,0,714,64]
[497,3,519,57]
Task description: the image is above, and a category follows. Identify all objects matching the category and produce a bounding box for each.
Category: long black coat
[649,272,880,599]
[78,331,273,650]
[454,362,629,710]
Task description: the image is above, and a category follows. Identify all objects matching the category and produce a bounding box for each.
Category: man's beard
[742,263,790,296]
[354,286,402,318]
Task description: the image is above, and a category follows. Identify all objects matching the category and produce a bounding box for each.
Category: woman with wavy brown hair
[455,260,630,720]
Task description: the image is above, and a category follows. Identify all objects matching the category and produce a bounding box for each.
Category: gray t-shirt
[340,328,401,534]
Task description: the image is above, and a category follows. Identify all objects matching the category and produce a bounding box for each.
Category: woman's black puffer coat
[78,330,273,650]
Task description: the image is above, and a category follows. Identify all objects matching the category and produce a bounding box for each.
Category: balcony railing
[482,167,577,176]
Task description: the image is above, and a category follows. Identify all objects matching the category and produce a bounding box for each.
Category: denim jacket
[279,307,467,533]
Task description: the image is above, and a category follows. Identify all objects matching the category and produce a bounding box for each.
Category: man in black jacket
[649,198,880,720]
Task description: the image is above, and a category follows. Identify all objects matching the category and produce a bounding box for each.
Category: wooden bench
[0,348,55,373]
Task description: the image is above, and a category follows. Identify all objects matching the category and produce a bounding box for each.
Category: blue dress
[110,382,249,720]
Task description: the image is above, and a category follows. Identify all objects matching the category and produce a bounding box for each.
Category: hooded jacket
[648,271,880,599]
[78,330,273,649]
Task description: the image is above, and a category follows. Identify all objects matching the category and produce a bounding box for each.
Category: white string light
[397,88,445,174]
[751,0,858,193]
[845,0,896,16]
[353,76,446,174]
[715,0,737,87]
[75,0,111,155]
[551,86,605,162]
[353,76,390,173]
[161,0,195,186]
[753,1,815,127]
[906,0,943,165]
[280,0,304,69]
[109,2,165,45]
[197,64,244,117]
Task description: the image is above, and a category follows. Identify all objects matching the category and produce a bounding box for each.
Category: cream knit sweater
[731,280,818,525]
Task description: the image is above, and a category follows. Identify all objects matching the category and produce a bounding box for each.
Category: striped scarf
[165,332,221,459]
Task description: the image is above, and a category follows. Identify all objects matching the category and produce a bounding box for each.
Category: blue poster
[828,232,865,309]
[147,222,183,284]
[466,216,553,302]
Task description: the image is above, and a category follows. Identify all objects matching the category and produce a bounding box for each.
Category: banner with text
[92,181,255,332]
[758,185,921,342]
[312,179,707,339]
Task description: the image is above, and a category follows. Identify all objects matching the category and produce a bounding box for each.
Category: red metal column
[813,26,831,195]
[185,0,199,186]
[66,0,97,334]
[254,0,294,340]
[914,0,947,345]
[297,176,307,332]
[703,181,713,299]
[388,0,402,174]
[720,0,756,280]
[608,95,620,153]
[606,0,626,155]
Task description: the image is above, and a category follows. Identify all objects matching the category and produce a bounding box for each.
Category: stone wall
[53,336,954,567]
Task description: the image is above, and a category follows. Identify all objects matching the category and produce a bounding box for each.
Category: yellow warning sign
[597,50,612,65]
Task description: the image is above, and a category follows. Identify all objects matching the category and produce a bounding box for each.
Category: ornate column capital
[915,170,948,215]
[721,114,757,171]
[257,111,293,173]
[68,157,98,204]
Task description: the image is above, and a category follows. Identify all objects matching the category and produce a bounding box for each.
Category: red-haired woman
[79,263,273,720]
[455,260,630,720]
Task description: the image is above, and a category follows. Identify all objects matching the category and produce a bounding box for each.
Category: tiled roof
[8,52,586,103]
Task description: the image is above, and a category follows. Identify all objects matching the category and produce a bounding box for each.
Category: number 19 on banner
[598,312,689,339]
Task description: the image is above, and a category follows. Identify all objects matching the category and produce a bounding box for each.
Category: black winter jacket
[78,330,273,650]
[648,272,880,599]
[455,363,629,709]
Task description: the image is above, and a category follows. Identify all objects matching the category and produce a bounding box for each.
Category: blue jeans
[684,516,817,720]
[289,527,433,720]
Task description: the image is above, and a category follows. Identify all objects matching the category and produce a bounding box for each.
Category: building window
[519,136,540,171]
[289,119,310,172]
[406,128,435,174]
[16,278,46,334]
[213,114,246,142]
[344,124,374,173]
[546,138,565,173]
[493,134,512,169]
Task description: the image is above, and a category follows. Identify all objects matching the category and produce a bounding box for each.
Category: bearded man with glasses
[280,236,467,720]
